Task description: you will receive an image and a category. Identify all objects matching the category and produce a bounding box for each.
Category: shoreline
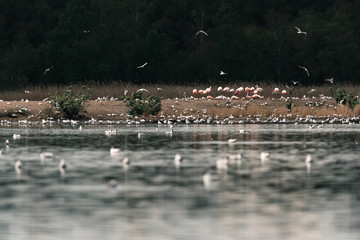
[0,97,359,125]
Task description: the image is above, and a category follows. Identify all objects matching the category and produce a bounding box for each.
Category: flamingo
[193,89,198,95]
[223,87,230,92]
[217,86,223,91]
[273,88,280,94]
[282,90,287,94]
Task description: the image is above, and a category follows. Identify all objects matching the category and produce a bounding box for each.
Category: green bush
[347,93,359,109]
[335,88,347,104]
[286,98,292,111]
[125,92,161,116]
[50,85,92,119]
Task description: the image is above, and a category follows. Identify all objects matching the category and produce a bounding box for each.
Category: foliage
[335,88,347,104]
[347,93,358,110]
[125,92,161,116]
[50,85,92,119]
[286,98,292,111]
[2,1,360,87]
[335,88,359,109]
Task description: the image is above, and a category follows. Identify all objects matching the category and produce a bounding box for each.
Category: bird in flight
[299,66,310,77]
[292,80,299,85]
[220,71,227,75]
[308,89,316,94]
[24,90,32,94]
[137,62,148,69]
[324,77,334,84]
[43,66,54,75]
[137,88,149,93]
[195,30,208,37]
[295,26,307,34]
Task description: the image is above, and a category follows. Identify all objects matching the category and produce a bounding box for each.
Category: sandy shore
[0,97,358,124]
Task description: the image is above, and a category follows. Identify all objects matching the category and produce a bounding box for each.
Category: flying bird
[324,77,334,84]
[299,66,310,77]
[43,66,54,75]
[220,71,227,75]
[25,90,32,94]
[136,88,149,93]
[195,30,208,37]
[308,89,316,94]
[137,62,148,69]
[295,26,307,34]
[292,80,299,85]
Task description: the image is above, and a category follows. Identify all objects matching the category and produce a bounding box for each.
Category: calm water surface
[0,124,360,240]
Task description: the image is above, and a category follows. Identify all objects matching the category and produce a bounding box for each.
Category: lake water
[0,124,359,240]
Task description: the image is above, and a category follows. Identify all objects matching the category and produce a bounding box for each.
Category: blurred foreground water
[0,124,359,240]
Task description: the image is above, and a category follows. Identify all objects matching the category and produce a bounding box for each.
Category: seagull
[13,134,21,140]
[137,62,148,69]
[122,157,130,166]
[216,157,229,171]
[40,152,54,161]
[136,88,149,93]
[25,90,32,94]
[299,66,310,77]
[260,152,270,163]
[295,26,307,34]
[15,160,22,172]
[43,66,54,75]
[195,30,208,37]
[292,80,299,85]
[305,154,312,173]
[110,147,121,155]
[324,77,334,84]
[107,179,118,189]
[220,71,227,75]
[202,169,218,189]
[308,89,316,94]
[174,154,183,167]
[228,138,236,144]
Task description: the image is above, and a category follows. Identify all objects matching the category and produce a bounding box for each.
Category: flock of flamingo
[192,85,287,100]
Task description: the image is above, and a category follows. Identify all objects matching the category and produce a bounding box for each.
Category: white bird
[299,66,310,77]
[43,66,54,75]
[305,154,312,173]
[202,169,218,189]
[228,138,236,144]
[174,154,183,167]
[59,159,66,169]
[15,160,22,172]
[40,152,54,161]
[5,139,9,147]
[295,26,307,34]
[13,134,21,140]
[137,62,148,69]
[79,126,82,131]
[324,77,334,84]
[195,30,208,37]
[107,179,118,189]
[216,157,228,171]
[124,87,128,96]
[110,147,121,154]
[228,153,243,166]
[308,89,316,94]
[122,157,130,166]
[136,88,149,93]
[157,87,163,91]
[260,152,270,163]
[105,129,117,136]
[220,71,227,75]
[25,90,32,94]
[292,80,299,85]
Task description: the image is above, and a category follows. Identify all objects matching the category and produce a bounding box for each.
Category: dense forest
[1,0,360,89]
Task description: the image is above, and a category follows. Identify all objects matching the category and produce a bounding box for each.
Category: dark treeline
[1,0,360,89]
